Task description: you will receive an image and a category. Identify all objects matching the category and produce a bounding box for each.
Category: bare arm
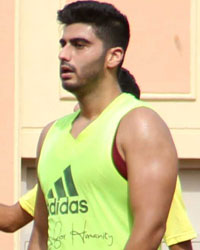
[170,241,193,250]
[117,107,178,250]
[0,202,33,232]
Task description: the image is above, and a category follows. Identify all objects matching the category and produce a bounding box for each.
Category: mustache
[60,61,76,72]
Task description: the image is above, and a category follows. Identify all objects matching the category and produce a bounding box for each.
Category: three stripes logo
[47,165,88,216]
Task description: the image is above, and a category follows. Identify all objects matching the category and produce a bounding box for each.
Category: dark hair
[57,1,130,52]
[118,68,140,99]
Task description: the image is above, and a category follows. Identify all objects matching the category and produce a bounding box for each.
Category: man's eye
[74,43,85,49]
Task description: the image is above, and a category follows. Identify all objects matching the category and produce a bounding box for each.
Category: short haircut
[118,68,140,99]
[57,1,130,52]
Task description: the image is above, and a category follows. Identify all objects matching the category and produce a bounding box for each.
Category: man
[27,1,180,249]
[118,68,140,99]
[0,186,35,232]
[0,73,197,250]
[0,64,195,248]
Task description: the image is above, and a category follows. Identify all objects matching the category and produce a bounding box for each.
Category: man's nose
[59,45,72,61]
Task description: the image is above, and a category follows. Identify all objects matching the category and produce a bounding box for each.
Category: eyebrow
[59,37,92,46]
[59,38,65,45]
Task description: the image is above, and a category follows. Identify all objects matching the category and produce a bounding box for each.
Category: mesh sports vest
[38,93,148,250]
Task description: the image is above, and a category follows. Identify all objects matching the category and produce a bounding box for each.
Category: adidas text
[47,197,88,215]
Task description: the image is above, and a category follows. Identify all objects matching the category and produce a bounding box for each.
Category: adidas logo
[47,165,88,215]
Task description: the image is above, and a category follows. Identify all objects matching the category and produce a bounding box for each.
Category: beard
[61,51,106,95]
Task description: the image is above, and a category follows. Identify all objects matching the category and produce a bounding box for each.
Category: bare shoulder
[121,106,169,130]
[119,107,174,142]
[117,107,177,161]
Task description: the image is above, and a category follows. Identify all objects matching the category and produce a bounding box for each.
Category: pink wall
[0,0,15,247]
[68,0,190,94]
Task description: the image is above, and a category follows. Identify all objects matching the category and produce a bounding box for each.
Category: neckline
[69,93,125,140]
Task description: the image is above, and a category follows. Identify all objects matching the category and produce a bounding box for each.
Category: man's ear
[106,47,124,69]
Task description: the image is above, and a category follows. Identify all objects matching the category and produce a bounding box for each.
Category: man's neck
[77,83,121,120]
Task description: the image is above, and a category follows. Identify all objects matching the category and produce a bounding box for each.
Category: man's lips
[60,64,75,79]
[60,65,75,79]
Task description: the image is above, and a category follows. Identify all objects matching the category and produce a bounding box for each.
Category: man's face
[59,23,106,93]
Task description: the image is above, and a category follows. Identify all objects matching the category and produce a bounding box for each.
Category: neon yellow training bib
[38,93,149,250]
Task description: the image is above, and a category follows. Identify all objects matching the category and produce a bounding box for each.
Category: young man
[0,66,195,247]
[118,68,140,99]
[28,1,178,249]
[0,186,35,232]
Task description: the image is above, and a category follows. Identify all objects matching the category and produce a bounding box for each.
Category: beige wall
[0,0,199,249]
[0,0,18,248]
